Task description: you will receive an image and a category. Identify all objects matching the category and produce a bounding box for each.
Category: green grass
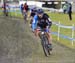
[9,12,23,18]
[52,34,75,49]
[0,9,23,18]
[0,10,75,49]
[0,15,75,63]
[48,12,75,25]
[48,12,75,49]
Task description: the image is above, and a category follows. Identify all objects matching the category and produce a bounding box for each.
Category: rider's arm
[44,13,52,28]
[47,18,52,28]
[29,10,32,17]
[44,13,52,21]
[32,15,38,31]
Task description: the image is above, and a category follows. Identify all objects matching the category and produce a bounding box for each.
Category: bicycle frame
[23,11,27,23]
[40,29,51,57]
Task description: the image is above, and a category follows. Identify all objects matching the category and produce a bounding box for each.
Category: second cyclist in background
[29,7,37,27]
[23,3,29,21]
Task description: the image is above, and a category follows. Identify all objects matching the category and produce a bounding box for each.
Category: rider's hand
[46,26,49,29]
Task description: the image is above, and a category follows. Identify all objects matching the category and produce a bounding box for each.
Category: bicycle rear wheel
[41,35,50,57]
[23,12,27,24]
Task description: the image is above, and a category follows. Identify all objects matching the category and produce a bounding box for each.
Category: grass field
[48,13,75,48]
[0,10,75,49]
[0,16,75,63]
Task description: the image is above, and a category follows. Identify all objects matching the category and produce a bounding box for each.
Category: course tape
[0,10,21,14]
[51,32,75,41]
[52,22,75,41]
[0,6,20,8]
[53,22,74,29]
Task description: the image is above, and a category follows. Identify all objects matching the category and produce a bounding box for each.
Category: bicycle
[39,29,52,57]
[23,10,27,24]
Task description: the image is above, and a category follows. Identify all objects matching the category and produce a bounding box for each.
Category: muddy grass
[0,16,75,63]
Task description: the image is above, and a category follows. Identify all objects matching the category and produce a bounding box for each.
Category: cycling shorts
[36,27,50,33]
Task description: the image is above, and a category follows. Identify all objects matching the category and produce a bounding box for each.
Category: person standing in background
[2,2,10,16]
[63,2,72,20]
[20,4,24,15]
[68,3,72,20]
[63,4,67,14]
[63,2,69,14]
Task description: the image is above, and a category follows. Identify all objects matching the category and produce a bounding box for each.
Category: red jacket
[24,4,28,11]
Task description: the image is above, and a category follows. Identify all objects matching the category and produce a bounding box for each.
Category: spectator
[63,2,69,14]
[20,4,24,15]
[67,3,72,20]
[2,2,9,16]
[63,5,67,14]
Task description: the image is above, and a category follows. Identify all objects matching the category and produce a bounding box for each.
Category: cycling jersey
[32,13,52,31]
[37,13,49,28]
[30,9,37,17]
[32,15,38,31]
[24,4,29,12]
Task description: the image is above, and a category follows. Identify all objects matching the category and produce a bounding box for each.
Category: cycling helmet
[37,9,44,14]
[25,3,27,5]
[31,6,36,11]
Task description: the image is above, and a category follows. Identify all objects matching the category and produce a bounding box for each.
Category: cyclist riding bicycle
[23,3,29,22]
[24,3,29,12]
[23,3,29,15]
[30,7,37,25]
[32,9,52,50]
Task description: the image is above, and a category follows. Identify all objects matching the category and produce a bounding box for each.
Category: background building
[0,0,75,12]
[40,0,75,12]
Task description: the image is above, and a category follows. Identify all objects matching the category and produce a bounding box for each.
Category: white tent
[19,1,42,8]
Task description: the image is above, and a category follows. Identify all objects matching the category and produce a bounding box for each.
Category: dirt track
[0,16,75,63]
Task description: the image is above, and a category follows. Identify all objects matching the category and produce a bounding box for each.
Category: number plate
[41,32,44,34]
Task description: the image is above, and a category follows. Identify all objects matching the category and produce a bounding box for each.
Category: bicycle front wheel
[41,35,50,57]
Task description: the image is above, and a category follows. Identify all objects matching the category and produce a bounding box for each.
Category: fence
[0,6,21,16]
[52,21,75,46]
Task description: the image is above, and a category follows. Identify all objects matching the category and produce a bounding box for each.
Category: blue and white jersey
[31,15,38,31]
[31,13,52,31]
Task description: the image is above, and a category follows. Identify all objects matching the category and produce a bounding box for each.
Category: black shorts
[30,13,35,17]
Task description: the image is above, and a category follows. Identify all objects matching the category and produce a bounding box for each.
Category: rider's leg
[29,16,33,27]
[45,28,52,44]
[46,32,52,44]
[46,32,52,50]
[30,16,33,24]
[26,11,29,20]
[34,29,40,37]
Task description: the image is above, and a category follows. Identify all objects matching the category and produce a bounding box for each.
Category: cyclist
[23,3,29,14]
[32,9,52,50]
[23,3,29,21]
[30,7,37,26]
[2,2,9,16]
